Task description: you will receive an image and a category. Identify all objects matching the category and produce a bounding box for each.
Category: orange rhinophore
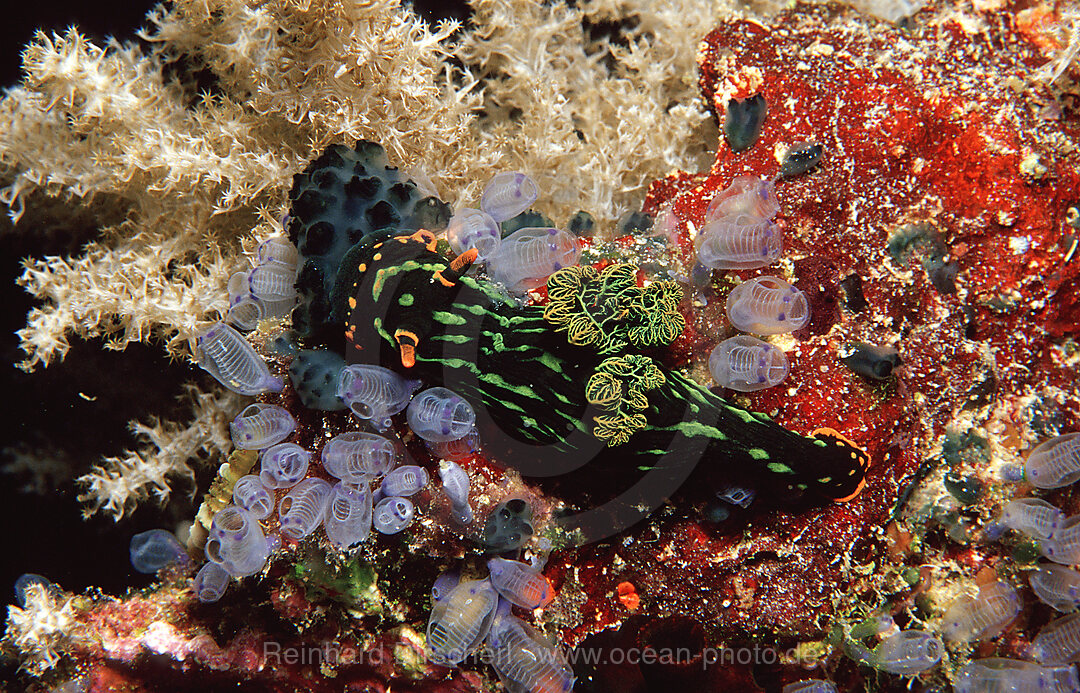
[394,328,419,368]
[449,247,479,273]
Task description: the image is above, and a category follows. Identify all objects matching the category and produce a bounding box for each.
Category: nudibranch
[337,228,869,516]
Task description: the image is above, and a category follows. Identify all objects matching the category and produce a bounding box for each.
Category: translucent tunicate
[14,574,57,608]
[487,227,581,294]
[453,506,474,526]
[255,236,299,268]
[380,465,430,497]
[485,612,575,693]
[231,475,274,519]
[226,291,295,331]
[230,403,297,450]
[845,0,927,24]
[955,658,1080,693]
[426,578,500,666]
[716,485,756,509]
[205,506,270,578]
[278,478,333,540]
[406,387,476,443]
[1031,564,1080,612]
[432,571,461,603]
[725,275,810,335]
[705,176,780,223]
[323,482,373,549]
[373,496,415,534]
[696,215,783,270]
[321,431,402,482]
[438,460,471,510]
[246,261,298,301]
[446,208,502,261]
[258,442,311,489]
[942,581,1021,643]
[865,630,943,675]
[708,335,789,392]
[427,429,481,461]
[336,364,420,430]
[225,268,296,331]
[439,460,473,524]
[196,322,284,395]
[1044,516,1080,565]
[130,529,188,574]
[1032,613,1080,664]
[487,557,553,609]
[1026,434,1080,489]
[193,562,230,603]
[1001,497,1064,541]
[480,172,540,223]
[782,682,838,693]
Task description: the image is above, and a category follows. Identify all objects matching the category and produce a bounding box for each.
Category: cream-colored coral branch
[77,384,245,520]
[15,201,239,370]
[451,0,722,227]
[3,0,736,369]
[1035,7,1080,85]
[3,0,479,370]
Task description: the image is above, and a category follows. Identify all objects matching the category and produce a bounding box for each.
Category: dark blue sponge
[287,142,450,343]
[482,498,534,552]
[288,349,348,411]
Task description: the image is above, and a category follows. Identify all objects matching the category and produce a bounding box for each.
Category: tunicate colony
[844,617,943,675]
[16,109,1070,692]
[696,175,783,270]
[831,431,1080,688]
[192,267,496,596]
[425,561,572,693]
[176,160,575,693]
[822,431,1080,687]
[226,237,300,331]
[697,176,812,395]
[46,140,876,691]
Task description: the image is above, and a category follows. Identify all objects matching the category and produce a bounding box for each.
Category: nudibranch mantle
[340,228,868,512]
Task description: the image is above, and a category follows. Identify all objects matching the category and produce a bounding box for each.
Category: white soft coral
[4,585,87,675]
[77,385,244,519]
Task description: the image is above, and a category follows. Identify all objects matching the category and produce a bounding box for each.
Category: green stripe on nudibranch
[656,420,730,441]
[433,310,468,326]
